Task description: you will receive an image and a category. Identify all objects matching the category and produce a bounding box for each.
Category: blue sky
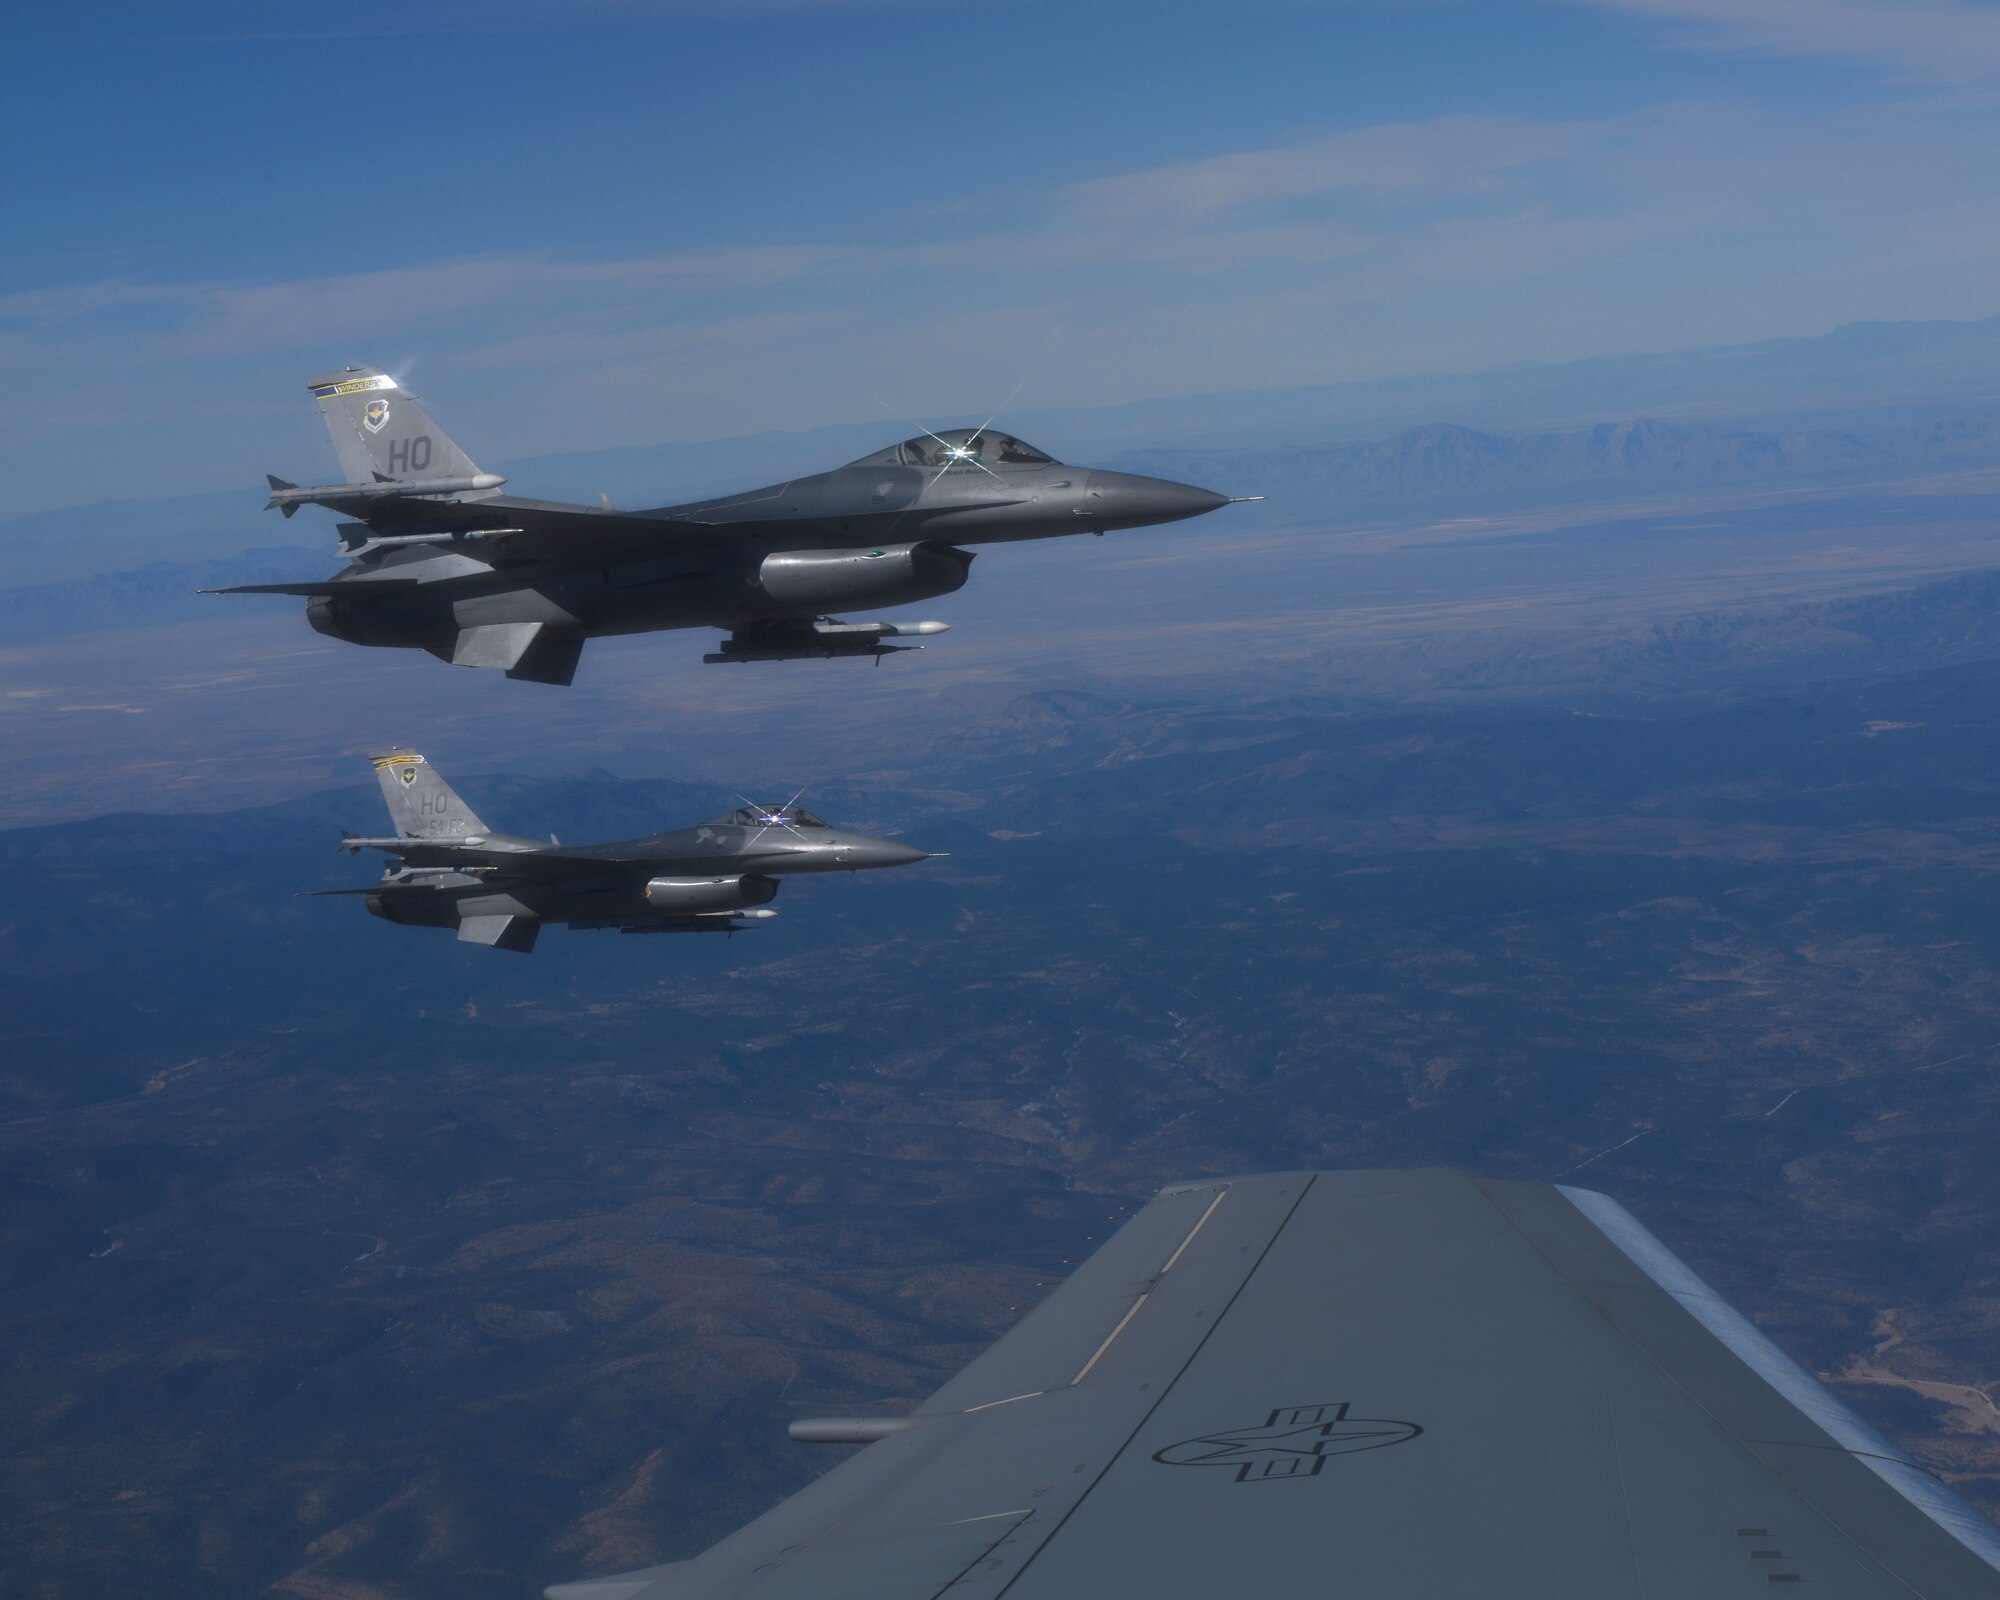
[7,0,2000,511]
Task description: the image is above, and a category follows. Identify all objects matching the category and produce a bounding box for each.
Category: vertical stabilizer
[369,748,490,839]
[308,368,484,485]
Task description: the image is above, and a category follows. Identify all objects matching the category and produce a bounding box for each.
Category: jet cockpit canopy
[718,804,829,830]
[847,428,1059,470]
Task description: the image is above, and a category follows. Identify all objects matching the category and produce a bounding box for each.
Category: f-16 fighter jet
[211,368,1254,683]
[319,748,933,952]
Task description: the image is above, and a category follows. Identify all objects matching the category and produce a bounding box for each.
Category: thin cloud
[199,246,846,349]
[462,310,850,372]
[9,95,2000,509]
[1579,0,2000,83]
[0,103,1898,369]
[1064,116,1600,221]
[0,281,182,324]
[0,245,848,355]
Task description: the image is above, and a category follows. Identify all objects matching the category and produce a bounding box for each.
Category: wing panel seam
[1158,1188,1228,1276]
[1068,1294,1149,1388]
[984,1175,1319,1599]
[1064,1186,1230,1389]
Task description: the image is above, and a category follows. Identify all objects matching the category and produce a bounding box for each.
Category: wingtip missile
[704,619,951,665]
[809,620,949,639]
[338,833,486,854]
[261,473,508,514]
[606,907,781,934]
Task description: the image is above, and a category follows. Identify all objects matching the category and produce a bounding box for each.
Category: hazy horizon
[9,6,2000,1595]
[13,0,2000,510]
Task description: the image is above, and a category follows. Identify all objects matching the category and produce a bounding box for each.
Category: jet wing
[547,1168,2000,1600]
[351,839,650,880]
[320,493,733,566]
[202,577,425,596]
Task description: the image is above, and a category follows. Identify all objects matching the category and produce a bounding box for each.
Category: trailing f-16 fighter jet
[544,1169,2000,1600]
[210,368,1255,682]
[318,748,932,952]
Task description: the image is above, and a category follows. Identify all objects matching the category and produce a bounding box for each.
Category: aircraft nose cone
[1082,471,1230,527]
[844,837,931,869]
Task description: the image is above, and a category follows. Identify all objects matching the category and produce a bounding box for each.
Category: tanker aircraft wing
[547,1168,2000,1600]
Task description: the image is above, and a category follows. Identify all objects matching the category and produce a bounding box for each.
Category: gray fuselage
[306,448,1230,653]
[366,814,929,933]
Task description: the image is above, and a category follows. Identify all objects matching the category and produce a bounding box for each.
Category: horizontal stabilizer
[457,913,539,953]
[452,622,542,672]
[448,623,583,685]
[508,628,583,685]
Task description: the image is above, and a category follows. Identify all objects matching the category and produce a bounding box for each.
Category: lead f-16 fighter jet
[319,748,933,952]
[211,368,1253,683]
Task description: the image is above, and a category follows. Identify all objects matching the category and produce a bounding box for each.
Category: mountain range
[6,652,2000,1596]
[6,407,1999,647]
[7,309,2000,594]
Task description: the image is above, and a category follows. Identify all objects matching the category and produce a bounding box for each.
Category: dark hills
[0,546,325,641]
[8,320,2000,1596]
[1253,565,2000,707]
[5,656,2000,1596]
